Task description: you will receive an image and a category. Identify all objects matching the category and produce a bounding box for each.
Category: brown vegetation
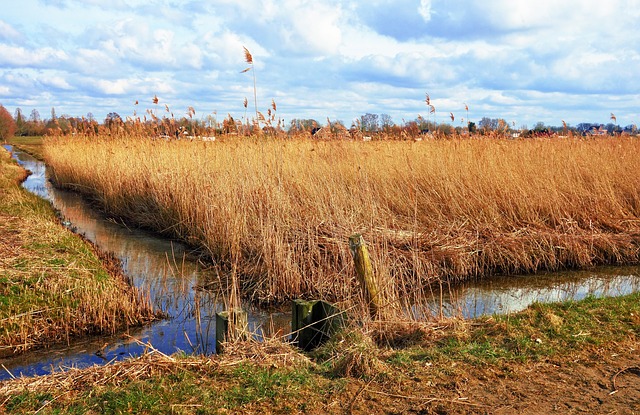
[0,105,17,140]
[43,135,640,315]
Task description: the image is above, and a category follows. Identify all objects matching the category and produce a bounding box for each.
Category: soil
[0,336,637,414]
[342,344,640,415]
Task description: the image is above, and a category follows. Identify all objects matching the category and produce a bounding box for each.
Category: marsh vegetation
[43,134,640,321]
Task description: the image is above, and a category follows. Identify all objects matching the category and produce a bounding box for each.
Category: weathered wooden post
[349,233,381,318]
[215,308,248,353]
[292,299,344,351]
[292,299,317,350]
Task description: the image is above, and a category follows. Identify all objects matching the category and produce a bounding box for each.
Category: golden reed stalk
[44,135,640,314]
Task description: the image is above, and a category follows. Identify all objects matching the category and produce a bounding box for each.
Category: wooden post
[292,299,344,351]
[292,299,317,350]
[215,308,248,353]
[349,234,381,318]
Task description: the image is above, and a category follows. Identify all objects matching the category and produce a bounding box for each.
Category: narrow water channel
[2,145,640,380]
[1,146,290,379]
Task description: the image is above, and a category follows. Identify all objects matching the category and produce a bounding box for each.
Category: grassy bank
[3,136,46,159]
[0,145,158,357]
[1,291,638,414]
[43,135,640,311]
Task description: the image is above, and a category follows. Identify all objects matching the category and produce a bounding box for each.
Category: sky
[1,0,639,129]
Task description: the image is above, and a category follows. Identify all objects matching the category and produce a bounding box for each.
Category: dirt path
[345,346,640,414]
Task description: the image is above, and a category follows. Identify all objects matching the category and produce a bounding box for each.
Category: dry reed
[0,148,158,356]
[43,135,640,317]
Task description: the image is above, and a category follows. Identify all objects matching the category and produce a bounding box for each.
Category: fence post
[215,308,248,353]
[292,299,344,351]
[348,234,381,318]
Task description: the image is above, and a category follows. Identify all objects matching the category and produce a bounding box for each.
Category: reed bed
[43,135,640,316]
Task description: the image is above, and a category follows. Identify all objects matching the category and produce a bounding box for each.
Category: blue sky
[1,0,639,129]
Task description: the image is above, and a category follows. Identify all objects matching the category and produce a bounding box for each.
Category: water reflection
[416,268,640,318]
[1,145,639,380]
[1,146,289,379]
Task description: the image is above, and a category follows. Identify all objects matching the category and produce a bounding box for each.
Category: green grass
[402,292,640,368]
[3,136,45,159]
[3,362,318,414]
[2,291,639,413]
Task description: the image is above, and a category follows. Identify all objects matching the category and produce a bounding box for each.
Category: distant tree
[576,123,591,133]
[605,123,618,134]
[329,119,347,134]
[22,109,45,136]
[103,112,123,133]
[360,113,379,133]
[404,121,420,136]
[50,107,57,121]
[14,108,25,136]
[29,109,41,123]
[0,104,17,140]
[533,122,546,132]
[415,115,428,131]
[438,123,454,135]
[478,117,494,133]
[380,113,394,131]
[57,115,73,134]
[104,112,122,124]
[468,121,477,134]
[289,119,319,133]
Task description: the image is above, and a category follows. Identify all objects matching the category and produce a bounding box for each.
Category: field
[43,134,640,316]
[1,134,639,413]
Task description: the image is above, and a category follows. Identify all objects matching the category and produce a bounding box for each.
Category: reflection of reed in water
[15,149,289,356]
[416,268,640,319]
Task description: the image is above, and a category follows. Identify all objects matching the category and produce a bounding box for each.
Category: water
[1,146,289,379]
[425,267,640,318]
[1,144,639,380]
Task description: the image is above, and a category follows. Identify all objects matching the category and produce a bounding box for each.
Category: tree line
[1,103,637,141]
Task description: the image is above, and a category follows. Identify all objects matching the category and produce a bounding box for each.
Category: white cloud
[0,44,67,67]
[419,0,433,22]
[73,49,117,75]
[40,75,72,90]
[288,3,344,54]
[0,20,22,41]
[1,0,638,127]
[94,79,132,95]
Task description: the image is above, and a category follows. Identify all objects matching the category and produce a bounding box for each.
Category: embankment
[0,146,158,356]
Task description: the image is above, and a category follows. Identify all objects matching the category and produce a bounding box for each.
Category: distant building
[584,125,607,136]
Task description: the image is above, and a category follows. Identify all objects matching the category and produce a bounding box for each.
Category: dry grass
[314,328,389,379]
[0,147,158,356]
[43,135,640,317]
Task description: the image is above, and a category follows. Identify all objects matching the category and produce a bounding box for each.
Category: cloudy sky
[1,0,639,129]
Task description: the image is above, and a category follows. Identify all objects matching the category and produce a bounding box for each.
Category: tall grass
[43,135,640,316]
[0,147,158,356]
